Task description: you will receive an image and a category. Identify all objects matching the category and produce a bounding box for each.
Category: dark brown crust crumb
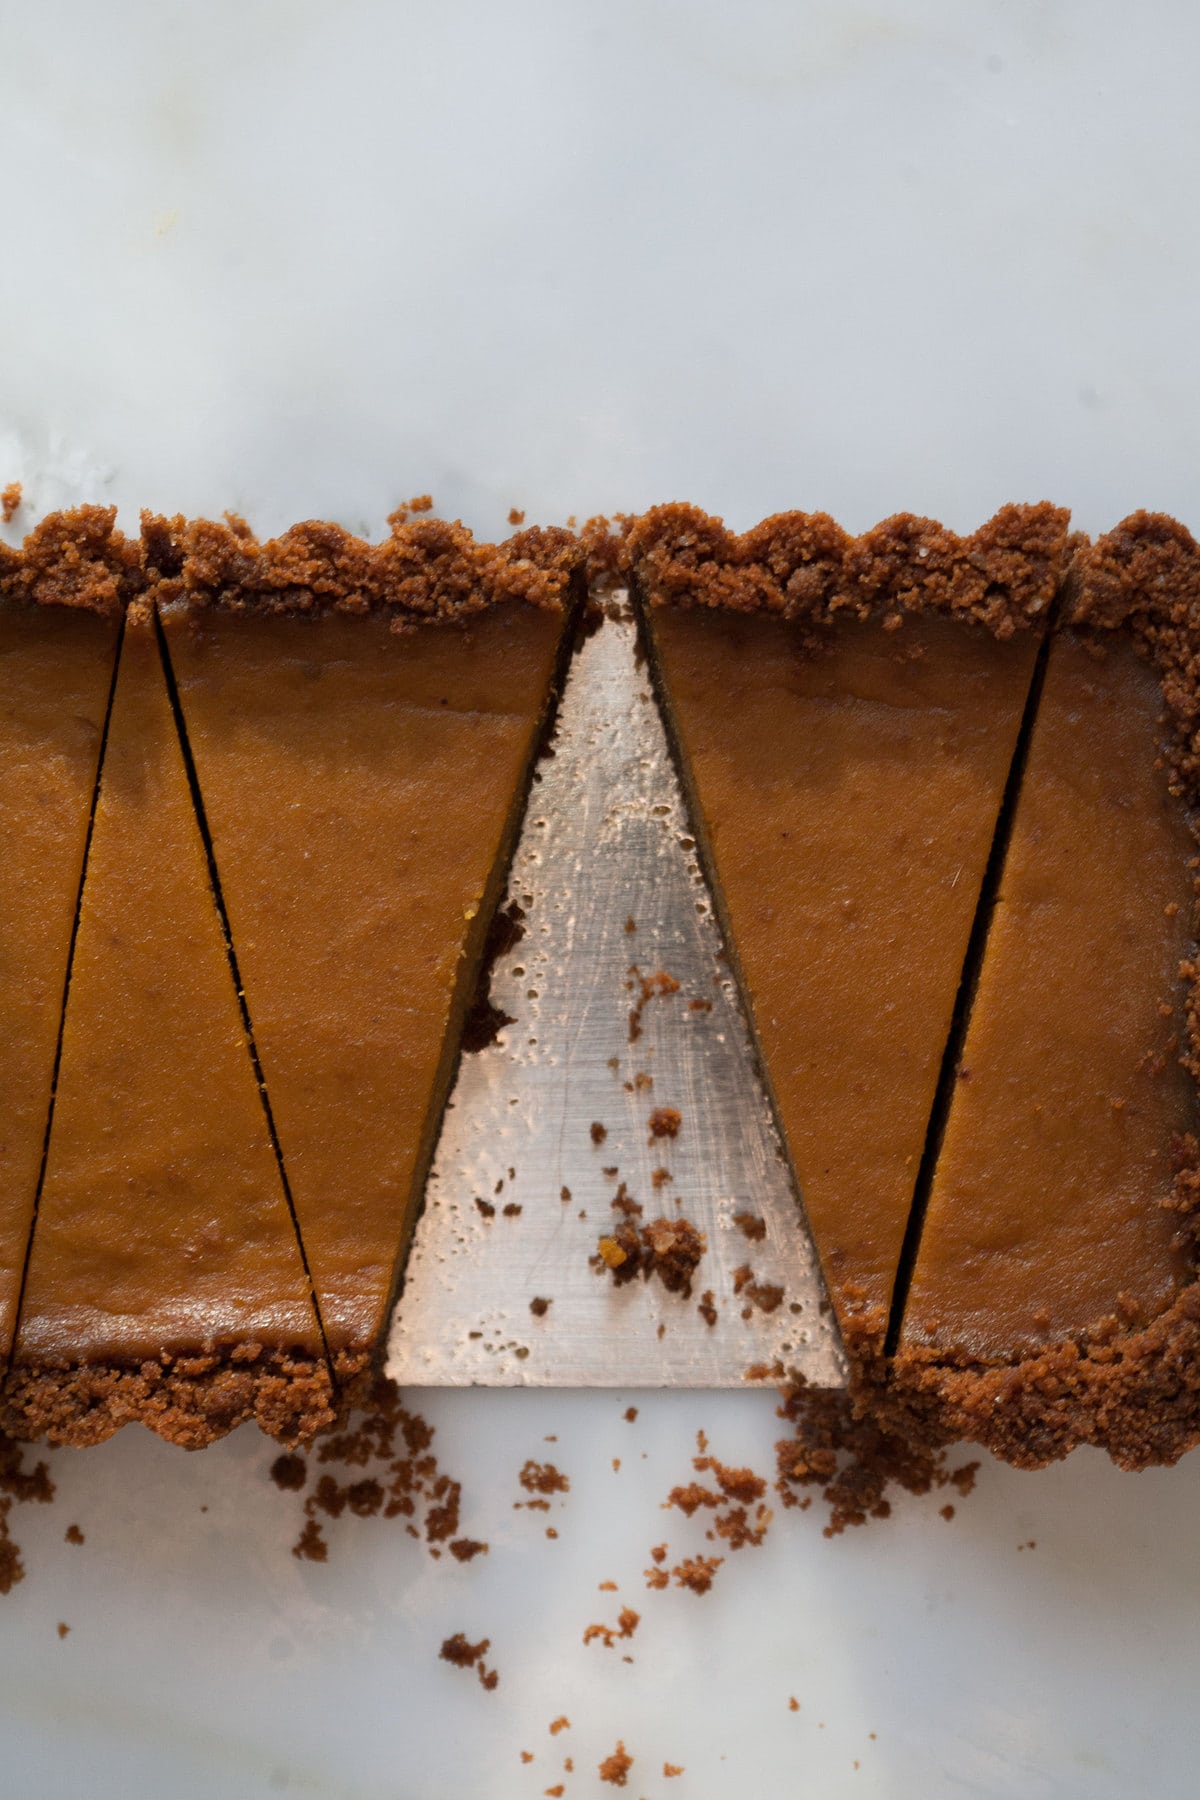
[143,510,581,628]
[3,1347,335,1451]
[292,1518,327,1562]
[595,1216,706,1298]
[0,1529,34,1597]
[519,1459,570,1497]
[440,1631,486,1667]
[598,1741,633,1786]
[625,501,1072,641]
[439,1631,499,1691]
[670,1554,724,1594]
[656,1218,705,1287]
[449,1537,488,1562]
[886,514,1200,1473]
[270,1453,308,1491]
[582,1605,639,1648]
[0,505,141,616]
[0,1435,55,1595]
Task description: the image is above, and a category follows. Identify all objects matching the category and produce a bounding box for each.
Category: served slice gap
[629,502,1071,1361]
[5,604,333,1448]
[151,513,583,1391]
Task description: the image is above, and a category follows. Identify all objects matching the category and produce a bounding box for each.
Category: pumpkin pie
[148,512,582,1391]
[628,502,1072,1359]
[0,510,131,1372]
[4,600,335,1448]
[895,514,1200,1470]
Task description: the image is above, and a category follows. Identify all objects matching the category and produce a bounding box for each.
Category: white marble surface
[2,2,1200,1794]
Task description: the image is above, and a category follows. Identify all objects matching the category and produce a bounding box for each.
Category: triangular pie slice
[630,502,1071,1360]
[0,510,130,1367]
[5,603,333,1448]
[896,514,1200,1470]
[151,512,582,1391]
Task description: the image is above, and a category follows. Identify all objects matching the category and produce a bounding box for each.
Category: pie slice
[5,602,334,1448]
[896,514,1200,1470]
[629,503,1071,1357]
[0,510,130,1367]
[151,512,582,1389]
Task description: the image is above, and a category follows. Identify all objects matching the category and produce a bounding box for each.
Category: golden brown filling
[14,613,321,1365]
[0,600,120,1360]
[159,602,568,1365]
[903,633,1197,1358]
[647,605,1041,1341]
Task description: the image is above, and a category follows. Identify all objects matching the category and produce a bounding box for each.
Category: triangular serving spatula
[388,596,846,1390]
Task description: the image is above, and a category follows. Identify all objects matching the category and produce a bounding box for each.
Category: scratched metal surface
[387,600,846,1388]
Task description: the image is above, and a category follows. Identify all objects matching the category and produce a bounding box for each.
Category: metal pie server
[387,595,846,1391]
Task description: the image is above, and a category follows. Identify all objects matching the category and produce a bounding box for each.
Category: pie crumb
[598,1740,633,1786]
[671,1554,723,1594]
[439,1632,499,1691]
[519,1460,569,1498]
[292,1519,327,1562]
[270,1453,307,1492]
[449,1538,488,1562]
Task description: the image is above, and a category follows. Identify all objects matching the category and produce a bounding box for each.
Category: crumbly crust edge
[142,511,582,626]
[2,506,584,629]
[624,500,1074,640]
[0,505,141,618]
[3,1345,336,1451]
